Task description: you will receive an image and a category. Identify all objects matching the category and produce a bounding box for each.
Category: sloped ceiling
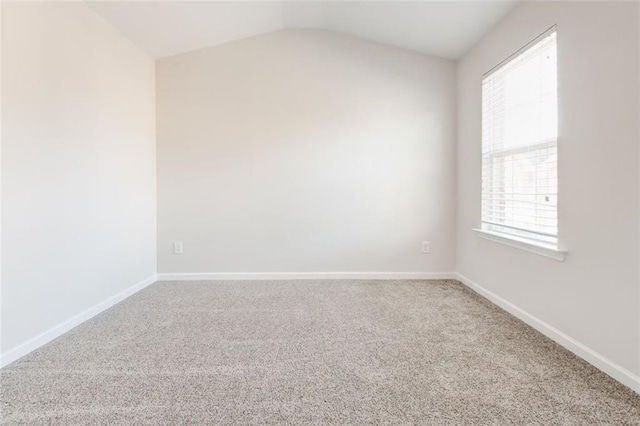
[87,1,519,60]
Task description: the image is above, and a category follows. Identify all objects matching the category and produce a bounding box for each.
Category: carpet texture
[1,279,639,425]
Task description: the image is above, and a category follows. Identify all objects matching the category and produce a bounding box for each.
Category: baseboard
[157,272,458,281]
[455,272,640,394]
[0,274,158,368]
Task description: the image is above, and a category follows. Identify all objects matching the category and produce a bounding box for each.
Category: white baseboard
[455,272,640,394]
[0,274,158,368]
[157,272,458,281]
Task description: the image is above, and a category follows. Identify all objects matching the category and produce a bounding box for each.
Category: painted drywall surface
[457,1,639,375]
[157,30,456,274]
[1,2,156,353]
[86,1,517,60]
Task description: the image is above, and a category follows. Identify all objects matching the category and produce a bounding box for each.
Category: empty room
[1,0,639,423]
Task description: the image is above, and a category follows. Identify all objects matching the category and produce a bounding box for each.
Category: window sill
[473,229,567,262]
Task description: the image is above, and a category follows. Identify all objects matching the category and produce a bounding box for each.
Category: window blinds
[481,28,558,247]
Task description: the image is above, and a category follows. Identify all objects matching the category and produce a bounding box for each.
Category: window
[481,27,558,249]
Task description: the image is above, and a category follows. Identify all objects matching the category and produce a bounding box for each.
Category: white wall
[1,2,156,358]
[156,29,456,275]
[457,0,639,384]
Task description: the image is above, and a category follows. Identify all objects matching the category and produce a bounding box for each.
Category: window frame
[476,26,566,262]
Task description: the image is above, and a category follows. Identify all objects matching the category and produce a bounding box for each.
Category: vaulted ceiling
[87,1,518,60]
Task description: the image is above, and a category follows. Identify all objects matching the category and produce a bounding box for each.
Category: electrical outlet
[421,241,430,254]
[174,241,184,255]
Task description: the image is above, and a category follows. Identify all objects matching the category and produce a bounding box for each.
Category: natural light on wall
[481,27,558,248]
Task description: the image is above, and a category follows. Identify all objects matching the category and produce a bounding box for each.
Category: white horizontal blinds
[482,28,558,247]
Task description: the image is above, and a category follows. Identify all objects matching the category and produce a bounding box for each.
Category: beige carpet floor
[1,279,639,425]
